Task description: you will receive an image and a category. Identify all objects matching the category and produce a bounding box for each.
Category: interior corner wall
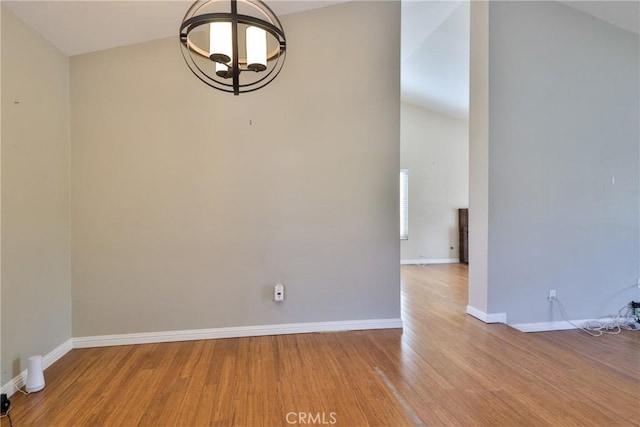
[400,103,469,262]
[487,1,640,323]
[70,1,401,337]
[1,7,71,384]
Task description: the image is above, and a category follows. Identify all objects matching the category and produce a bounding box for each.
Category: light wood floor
[5,264,640,426]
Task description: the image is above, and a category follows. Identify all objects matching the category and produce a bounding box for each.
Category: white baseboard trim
[466,306,507,324]
[1,339,73,397]
[401,258,459,265]
[510,320,581,333]
[510,317,631,333]
[73,318,404,349]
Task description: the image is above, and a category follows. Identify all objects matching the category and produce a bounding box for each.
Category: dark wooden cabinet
[458,209,468,264]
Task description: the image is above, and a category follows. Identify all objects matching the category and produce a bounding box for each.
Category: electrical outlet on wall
[274,283,284,302]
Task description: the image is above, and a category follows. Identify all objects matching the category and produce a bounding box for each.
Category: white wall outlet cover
[274,284,284,302]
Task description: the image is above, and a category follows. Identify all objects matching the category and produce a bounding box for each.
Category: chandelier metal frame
[179,0,286,95]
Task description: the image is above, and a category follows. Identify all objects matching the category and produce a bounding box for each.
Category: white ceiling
[401,0,469,120]
[3,0,639,121]
[2,0,346,56]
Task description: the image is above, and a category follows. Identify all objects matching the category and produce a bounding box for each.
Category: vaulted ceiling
[401,0,469,119]
[4,0,639,121]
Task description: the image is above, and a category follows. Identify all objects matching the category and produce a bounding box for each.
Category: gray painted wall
[468,0,490,314]
[487,1,640,323]
[400,103,469,262]
[70,2,401,336]
[1,7,72,384]
[0,4,3,386]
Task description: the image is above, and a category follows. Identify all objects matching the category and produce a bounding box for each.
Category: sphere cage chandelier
[180,0,287,95]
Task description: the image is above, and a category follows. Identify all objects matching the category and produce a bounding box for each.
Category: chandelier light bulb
[246,26,267,72]
[209,22,232,64]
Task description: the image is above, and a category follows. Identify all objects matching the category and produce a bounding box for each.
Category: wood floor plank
[4,264,639,426]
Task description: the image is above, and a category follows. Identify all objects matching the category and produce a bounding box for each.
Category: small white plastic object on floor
[25,355,45,393]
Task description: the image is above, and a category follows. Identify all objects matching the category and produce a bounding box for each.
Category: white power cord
[553,298,638,337]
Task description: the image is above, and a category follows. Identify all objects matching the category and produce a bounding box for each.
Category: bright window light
[400,169,408,240]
